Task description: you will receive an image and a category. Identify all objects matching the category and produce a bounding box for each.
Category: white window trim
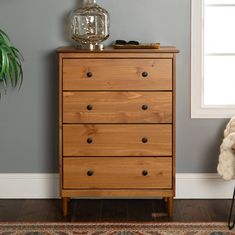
[191,0,235,119]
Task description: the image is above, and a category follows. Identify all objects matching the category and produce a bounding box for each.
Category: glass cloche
[70,0,110,50]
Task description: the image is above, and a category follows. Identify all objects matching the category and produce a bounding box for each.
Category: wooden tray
[112,43,160,49]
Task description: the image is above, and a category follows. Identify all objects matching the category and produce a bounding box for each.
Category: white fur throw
[217,117,235,180]
[224,116,235,137]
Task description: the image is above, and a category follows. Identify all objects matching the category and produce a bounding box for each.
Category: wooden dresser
[58,47,179,217]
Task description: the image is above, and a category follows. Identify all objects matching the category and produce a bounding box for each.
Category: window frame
[191,0,235,118]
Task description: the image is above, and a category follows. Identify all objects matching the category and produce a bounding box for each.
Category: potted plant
[0,29,23,96]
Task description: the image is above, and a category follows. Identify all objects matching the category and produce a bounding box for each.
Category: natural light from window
[204,0,235,106]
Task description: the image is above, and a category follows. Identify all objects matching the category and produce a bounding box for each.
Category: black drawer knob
[142,170,148,176]
[142,137,148,143]
[142,104,148,110]
[87,72,93,78]
[87,104,93,111]
[87,138,93,144]
[142,71,148,78]
[87,170,94,176]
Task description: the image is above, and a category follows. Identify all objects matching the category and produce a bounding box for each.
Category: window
[191,0,235,118]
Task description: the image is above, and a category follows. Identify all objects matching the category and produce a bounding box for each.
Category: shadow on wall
[45,0,85,172]
[204,119,229,173]
[45,51,59,172]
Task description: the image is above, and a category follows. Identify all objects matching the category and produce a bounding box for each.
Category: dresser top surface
[57,46,179,54]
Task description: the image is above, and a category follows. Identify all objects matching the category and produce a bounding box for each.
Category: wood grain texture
[63,157,172,189]
[167,197,174,217]
[63,91,172,124]
[61,190,174,198]
[58,48,179,217]
[63,124,172,156]
[63,59,172,91]
[172,55,176,197]
[0,199,229,222]
[59,54,63,196]
[57,46,179,54]
[60,53,175,59]
[62,197,69,217]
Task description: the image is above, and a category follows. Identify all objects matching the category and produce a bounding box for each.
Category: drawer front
[63,59,172,90]
[63,124,172,156]
[63,157,172,189]
[63,92,172,124]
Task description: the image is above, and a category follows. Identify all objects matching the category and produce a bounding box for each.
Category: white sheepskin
[224,116,235,137]
[218,117,235,180]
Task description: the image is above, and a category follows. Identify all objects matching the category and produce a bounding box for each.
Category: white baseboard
[0,173,234,199]
[176,173,235,199]
[0,174,60,199]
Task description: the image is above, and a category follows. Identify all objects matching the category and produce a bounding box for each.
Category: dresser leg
[167,197,174,217]
[62,197,69,216]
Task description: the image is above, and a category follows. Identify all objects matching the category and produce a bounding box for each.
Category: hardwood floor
[0,199,231,222]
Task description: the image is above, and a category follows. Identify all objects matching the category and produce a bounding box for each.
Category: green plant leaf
[11,46,24,61]
[0,29,23,95]
[0,47,7,77]
[0,30,11,47]
[0,29,10,41]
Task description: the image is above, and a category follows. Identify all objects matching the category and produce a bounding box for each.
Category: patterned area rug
[0,222,234,235]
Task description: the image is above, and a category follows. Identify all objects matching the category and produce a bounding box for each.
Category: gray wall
[0,0,228,173]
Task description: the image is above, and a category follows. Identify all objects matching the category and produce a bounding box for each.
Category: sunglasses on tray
[115,40,139,45]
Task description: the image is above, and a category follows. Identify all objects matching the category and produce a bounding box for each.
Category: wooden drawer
[63,124,172,156]
[63,157,172,189]
[63,92,172,124]
[62,59,172,90]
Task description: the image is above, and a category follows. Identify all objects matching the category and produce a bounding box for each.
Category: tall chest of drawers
[58,47,179,217]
